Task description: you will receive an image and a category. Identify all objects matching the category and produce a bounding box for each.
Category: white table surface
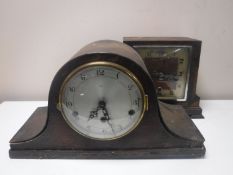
[0,100,232,175]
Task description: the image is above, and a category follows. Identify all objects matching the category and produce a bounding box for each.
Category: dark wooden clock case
[123,37,203,118]
[9,40,205,159]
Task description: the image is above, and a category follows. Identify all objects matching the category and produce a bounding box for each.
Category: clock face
[59,62,146,140]
[133,46,190,101]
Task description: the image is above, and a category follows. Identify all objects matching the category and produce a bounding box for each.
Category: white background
[1,0,233,102]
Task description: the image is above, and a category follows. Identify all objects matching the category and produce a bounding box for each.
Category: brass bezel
[58,61,147,141]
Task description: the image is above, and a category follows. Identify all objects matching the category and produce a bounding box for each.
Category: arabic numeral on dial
[134,98,140,107]
[179,58,184,64]
[97,69,104,76]
[65,101,73,108]
[118,125,123,131]
[81,74,86,80]
[116,72,120,79]
[69,87,75,92]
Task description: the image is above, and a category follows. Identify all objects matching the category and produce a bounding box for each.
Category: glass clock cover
[60,63,145,140]
[134,46,190,101]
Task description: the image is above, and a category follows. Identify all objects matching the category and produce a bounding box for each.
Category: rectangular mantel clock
[123,37,203,118]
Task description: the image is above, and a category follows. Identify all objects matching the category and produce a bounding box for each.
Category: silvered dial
[60,62,145,140]
[134,46,190,101]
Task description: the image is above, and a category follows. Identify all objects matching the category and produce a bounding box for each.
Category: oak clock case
[123,37,203,118]
[9,40,205,159]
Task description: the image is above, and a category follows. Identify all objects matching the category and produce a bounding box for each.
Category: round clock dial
[59,62,146,140]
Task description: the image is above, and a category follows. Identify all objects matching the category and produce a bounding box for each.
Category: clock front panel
[133,46,191,101]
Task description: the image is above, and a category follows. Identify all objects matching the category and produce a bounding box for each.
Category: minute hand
[101,108,115,134]
[102,107,110,120]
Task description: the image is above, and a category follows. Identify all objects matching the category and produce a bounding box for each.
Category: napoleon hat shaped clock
[9,40,205,159]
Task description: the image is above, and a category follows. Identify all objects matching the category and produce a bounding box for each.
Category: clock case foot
[184,107,203,119]
[9,102,205,159]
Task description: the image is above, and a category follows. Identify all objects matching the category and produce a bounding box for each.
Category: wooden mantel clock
[9,40,205,159]
[123,37,203,118]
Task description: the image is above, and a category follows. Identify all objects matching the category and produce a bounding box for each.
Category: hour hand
[88,110,98,121]
[89,100,108,121]
[101,109,115,134]
[100,107,111,122]
[102,108,110,120]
